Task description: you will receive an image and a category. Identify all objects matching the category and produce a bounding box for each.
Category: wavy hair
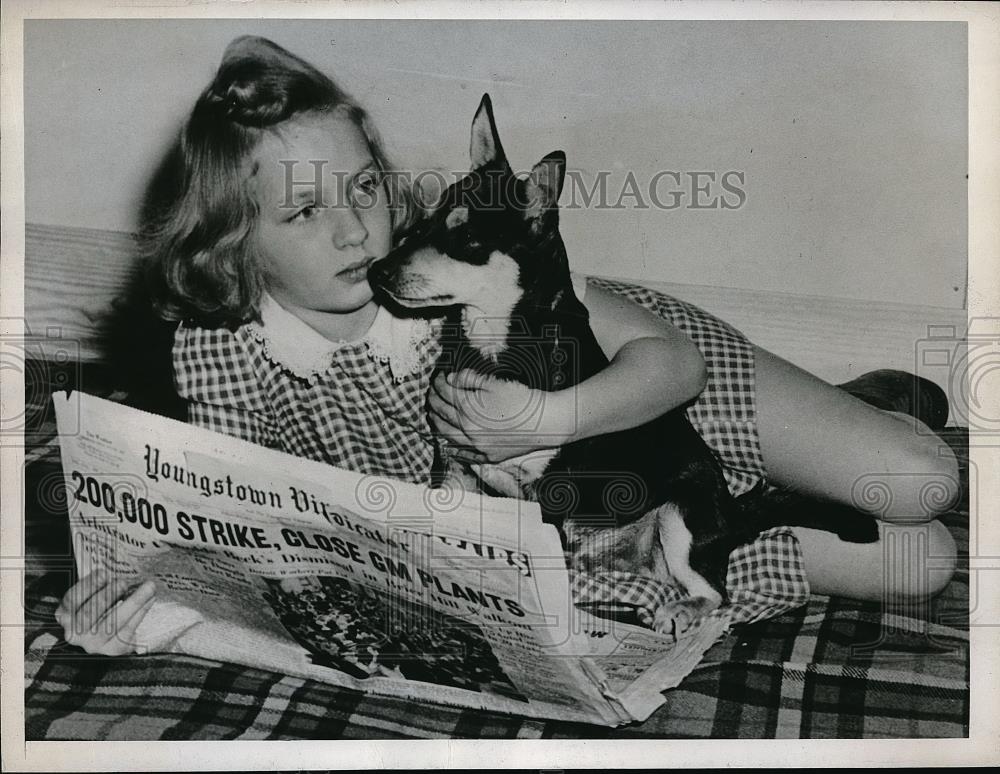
[145,36,422,326]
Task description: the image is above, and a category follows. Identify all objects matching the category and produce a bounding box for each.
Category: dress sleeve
[172,323,281,448]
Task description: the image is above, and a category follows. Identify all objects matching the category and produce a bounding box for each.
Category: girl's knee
[879,521,958,606]
[880,518,957,600]
[933,443,962,513]
[900,435,961,519]
[925,519,958,596]
[795,519,958,602]
[867,433,961,524]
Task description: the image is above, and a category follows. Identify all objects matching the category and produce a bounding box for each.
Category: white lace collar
[246,294,432,383]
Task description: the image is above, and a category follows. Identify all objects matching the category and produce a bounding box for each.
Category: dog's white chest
[473,448,559,499]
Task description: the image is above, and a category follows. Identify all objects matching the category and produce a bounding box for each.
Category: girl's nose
[332,206,368,249]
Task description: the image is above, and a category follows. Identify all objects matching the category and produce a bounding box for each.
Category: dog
[369,94,878,633]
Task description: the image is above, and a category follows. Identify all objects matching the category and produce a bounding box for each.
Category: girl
[56,36,959,655]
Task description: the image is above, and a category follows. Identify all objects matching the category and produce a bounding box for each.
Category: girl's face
[253,113,392,318]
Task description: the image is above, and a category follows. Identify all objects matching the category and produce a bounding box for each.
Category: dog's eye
[397,229,422,247]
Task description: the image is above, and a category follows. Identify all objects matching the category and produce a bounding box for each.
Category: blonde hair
[145,36,422,326]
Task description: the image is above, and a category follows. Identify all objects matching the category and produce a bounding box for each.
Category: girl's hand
[429,370,572,463]
[54,570,156,656]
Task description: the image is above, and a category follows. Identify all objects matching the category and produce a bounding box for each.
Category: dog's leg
[565,505,725,636]
[651,504,724,636]
[738,488,880,544]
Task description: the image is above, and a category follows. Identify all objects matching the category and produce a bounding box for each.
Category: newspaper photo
[53,391,726,726]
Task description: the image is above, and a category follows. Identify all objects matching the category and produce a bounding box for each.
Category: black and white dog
[369,95,877,632]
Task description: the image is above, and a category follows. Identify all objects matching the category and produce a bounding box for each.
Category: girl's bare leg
[792,522,956,601]
[753,346,960,600]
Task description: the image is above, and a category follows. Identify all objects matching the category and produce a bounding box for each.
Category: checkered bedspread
[21,362,969,739]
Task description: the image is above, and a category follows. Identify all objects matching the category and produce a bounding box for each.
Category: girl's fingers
[62,569,111,617]
[439,428,491,464]
[429,392,465,433]
[448,369,487,391]
[57,574,107,639]
[433,381,489,430]
[431,374,460,410]
[433,371,483,408]
[106,594,156,655]
[63,584,156,656]
[54,591,72,627]
[430,412,475,448]
[98,580,155,633]
[76,577,139,638]
[53,572,158,657]
[431,411,488,456]
[452,447,489,465]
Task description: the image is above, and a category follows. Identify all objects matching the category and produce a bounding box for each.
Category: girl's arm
[429,284,707,462]
[567,282,707,436]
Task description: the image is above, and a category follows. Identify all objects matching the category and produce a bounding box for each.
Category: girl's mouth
[384,289,456,307]
[337,257,376,283]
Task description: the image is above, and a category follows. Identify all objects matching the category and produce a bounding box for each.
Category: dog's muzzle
[366,258,395,291]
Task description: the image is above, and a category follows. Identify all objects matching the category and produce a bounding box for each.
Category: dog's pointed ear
[470,94,507,169]
[524,151,566,220]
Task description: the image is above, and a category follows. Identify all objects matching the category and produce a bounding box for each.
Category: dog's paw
[652,596,719,638]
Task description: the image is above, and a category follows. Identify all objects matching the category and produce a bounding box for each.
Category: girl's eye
[289,204,319,224]
[351,170,384,203]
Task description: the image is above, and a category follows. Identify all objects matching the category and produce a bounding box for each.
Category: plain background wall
[24,20,967,309]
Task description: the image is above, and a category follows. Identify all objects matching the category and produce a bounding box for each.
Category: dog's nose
[367,258,392,289]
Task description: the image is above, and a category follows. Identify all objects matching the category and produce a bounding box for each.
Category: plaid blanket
[21,360,969,739]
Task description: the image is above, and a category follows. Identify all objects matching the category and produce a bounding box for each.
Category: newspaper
[53,391,727,726]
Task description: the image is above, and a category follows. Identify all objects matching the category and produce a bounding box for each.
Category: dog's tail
[733,485,880,544]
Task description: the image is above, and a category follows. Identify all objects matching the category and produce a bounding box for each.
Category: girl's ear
[524,151,566,220]
[469,94,508,170]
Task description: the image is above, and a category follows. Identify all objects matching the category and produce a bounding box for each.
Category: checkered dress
[581,277,809,626]
[173,279,809,631]
[587,277,765,498]
[173,317,441,486]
